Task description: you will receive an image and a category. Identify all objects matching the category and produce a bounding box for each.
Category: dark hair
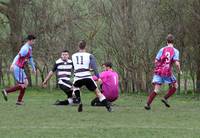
[62,50,69,53]
[102,61,113,68]
[26,34,36,40]
[78,40,86,49]
[166,34,174,44]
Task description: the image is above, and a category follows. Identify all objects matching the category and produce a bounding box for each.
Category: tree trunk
[177,74,181,94]
[0,0,26,86]
[196,41,200,94]
[184,77,188,94]
[0,56,3,86]
[4,59,11,86]
[196,65,200,100]
[7,0,23,57]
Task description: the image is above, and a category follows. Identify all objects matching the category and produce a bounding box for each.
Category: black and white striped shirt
[52,58,73,88]
[72,52,99,82]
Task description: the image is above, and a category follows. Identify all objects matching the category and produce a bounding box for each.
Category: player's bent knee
[73,87,80,91]
[174,83,178,89]
[171,83,178,89]
[18,83,26,89]
[154,88,160,94]
[24,79,28,88]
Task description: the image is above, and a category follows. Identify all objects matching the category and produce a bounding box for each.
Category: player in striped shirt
[144,34,182,110]
[42,50,77,105]
[72,40,112,112]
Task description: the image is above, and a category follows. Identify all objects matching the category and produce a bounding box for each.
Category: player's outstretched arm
[89,55,100,78]
[42,71,54,88]
[29,57,36,74]
[175,61,182,75]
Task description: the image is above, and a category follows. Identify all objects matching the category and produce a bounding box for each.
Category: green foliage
[0,0,200,93]
[0,13,9,39]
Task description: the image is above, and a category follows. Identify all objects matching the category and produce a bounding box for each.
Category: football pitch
[0,88,200,138]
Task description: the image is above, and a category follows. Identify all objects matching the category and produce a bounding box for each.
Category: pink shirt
[93,70,119,102]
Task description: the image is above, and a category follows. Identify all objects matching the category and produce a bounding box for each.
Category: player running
[144,34,182,110]
[72,40,112,112]
[1,34,36,105]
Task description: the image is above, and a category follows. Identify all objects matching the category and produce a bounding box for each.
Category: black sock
[101,99,109,106]
[74,90,81,103]
[91,97,104,106]
[58,100,69,105]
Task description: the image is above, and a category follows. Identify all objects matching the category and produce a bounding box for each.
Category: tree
[0,0,25,56]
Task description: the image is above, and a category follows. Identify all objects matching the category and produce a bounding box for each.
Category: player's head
[61,50,69,61]
[102,61,113,70]
[78,40,86,50]
[166,34,174,44]
[26,34,36,46]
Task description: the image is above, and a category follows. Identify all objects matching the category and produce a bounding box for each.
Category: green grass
[0,88,200,138]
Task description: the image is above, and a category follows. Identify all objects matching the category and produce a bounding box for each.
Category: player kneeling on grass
[42,50,79,105]
[144,34,182,110]
[1,34,36,105]
[91,61,119,106]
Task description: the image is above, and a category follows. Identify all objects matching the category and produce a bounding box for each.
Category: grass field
[0,87,200,138]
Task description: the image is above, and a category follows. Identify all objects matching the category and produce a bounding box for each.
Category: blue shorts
[13,65,27,84]
[152,74,176,85]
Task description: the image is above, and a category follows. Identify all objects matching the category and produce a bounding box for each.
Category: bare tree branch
[191,10,200,21]
[0,1,8,6]
[0,2,9,17]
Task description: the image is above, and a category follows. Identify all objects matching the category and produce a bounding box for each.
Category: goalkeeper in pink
[144,34,182,110]
[91,62,119,106]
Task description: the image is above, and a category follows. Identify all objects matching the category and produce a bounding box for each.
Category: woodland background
[0,0,200,94]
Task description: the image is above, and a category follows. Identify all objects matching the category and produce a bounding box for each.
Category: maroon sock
[17,88,26,102]
[147,91,157,105]
[164,87,176,100]
[5,85,22,93]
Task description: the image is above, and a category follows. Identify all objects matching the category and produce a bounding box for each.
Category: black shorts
[73,78,97,91]
[59,84,71,92]
[58,80,73,97]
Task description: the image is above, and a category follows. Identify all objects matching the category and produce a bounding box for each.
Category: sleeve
[173,49,179,61]
[71,61,74,71]
[29,57,36,71]
[52,63,57,72]
[12,46,28,65]
[19,46,29,57]
[92,72,102,81]
[155,48,163,60]
[89,54,99,78]
[92,75,98,81]
[28,47,36,71]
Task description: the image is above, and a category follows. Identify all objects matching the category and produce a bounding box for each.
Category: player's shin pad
[98,93,106,102]
[68,98,73,104]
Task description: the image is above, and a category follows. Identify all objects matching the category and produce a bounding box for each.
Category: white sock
[99,94,106,102]
[68,98,73,104]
